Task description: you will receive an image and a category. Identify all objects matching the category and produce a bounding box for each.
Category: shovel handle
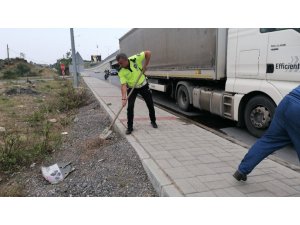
[107,71,145,131]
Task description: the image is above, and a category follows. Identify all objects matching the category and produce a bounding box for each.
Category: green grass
[0,96,18,114]
[0,79,89,173]
[0,96,13,106]
[27,110,46,127]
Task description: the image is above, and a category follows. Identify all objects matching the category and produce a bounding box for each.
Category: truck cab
[227,28,300,137]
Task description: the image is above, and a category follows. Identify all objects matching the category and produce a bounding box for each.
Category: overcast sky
[0,28,130,64]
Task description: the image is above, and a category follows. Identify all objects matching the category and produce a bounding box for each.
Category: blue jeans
[238,95,300,175]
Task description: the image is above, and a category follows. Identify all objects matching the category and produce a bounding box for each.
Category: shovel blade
[99,128,113,140]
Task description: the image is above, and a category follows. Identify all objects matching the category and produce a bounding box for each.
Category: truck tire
[177,85,191,111]
[244,95,276,138]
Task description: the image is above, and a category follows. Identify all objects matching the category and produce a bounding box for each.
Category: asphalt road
[84,70,300,168]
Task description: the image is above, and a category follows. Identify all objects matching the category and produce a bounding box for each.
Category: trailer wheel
[244,95,276,138]
[177,85,191,111]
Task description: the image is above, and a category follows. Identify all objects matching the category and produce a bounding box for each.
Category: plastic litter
[48,119,57,123]
[41,162,75,184]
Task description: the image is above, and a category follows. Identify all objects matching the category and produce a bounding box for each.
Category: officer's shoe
[233,170,247,181]
[151,122,158,128]
[126,128,133,135]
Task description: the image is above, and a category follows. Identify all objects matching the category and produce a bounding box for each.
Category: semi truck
[119,28,300,137]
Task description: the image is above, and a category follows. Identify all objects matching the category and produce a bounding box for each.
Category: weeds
[0,121,59,171]
[0,79,87,172]
[15,63,31,76]
[0,96,11,106]
[1,63,31,80]
[60,115,73,127]
[3,70,17,79]
[41,121,51,153]
[27,110,45,127]
[56,81,89,111]
[0,132,23,171]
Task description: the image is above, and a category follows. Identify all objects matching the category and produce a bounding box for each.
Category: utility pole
[70,28,78,88]
[7,44,9,61]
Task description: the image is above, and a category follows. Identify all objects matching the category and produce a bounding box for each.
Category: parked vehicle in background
[119,28,300,137]
[110,69,118,76]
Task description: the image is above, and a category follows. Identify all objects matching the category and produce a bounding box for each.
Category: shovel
[99,70,144,140]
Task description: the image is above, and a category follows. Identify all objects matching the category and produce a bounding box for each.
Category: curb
[83,76,183,197]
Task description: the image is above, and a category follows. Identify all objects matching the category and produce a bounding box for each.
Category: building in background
[91,55,101,62]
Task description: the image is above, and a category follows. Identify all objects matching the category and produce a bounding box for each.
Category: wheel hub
[250,106,271,129]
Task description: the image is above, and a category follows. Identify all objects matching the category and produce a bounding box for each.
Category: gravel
[20,88,157,197]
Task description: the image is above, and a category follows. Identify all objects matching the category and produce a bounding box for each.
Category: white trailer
[119,28,300,137]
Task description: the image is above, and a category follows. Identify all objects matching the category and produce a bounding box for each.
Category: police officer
[116,51,157,135]
[233,85,300,181]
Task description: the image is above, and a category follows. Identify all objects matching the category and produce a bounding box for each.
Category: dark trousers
[238,94,300,175]
[127,83,156,129]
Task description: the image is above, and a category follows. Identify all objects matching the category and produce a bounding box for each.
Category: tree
[66,50,71,59]
[16,63,31,76]
[54,50,72,75]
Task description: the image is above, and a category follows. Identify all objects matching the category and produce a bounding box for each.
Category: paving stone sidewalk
[83,75,300,197]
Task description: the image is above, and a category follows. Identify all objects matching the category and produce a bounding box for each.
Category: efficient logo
[275,56,300,72]
[276,63,300,70]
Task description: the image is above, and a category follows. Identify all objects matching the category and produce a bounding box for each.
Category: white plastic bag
[41,164,64,184]
[41,162,75,184]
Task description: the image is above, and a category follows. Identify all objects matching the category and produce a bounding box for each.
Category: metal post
[7,44,9,61]
[70,28,78,88]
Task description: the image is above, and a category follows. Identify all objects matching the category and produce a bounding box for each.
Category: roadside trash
[0,127,5,132]
[30,163,36,168]
[48,119,57,123]
[41,162,75,184]
[98,159,104,163]
[61,132,68,135]
[74,117,79,122]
